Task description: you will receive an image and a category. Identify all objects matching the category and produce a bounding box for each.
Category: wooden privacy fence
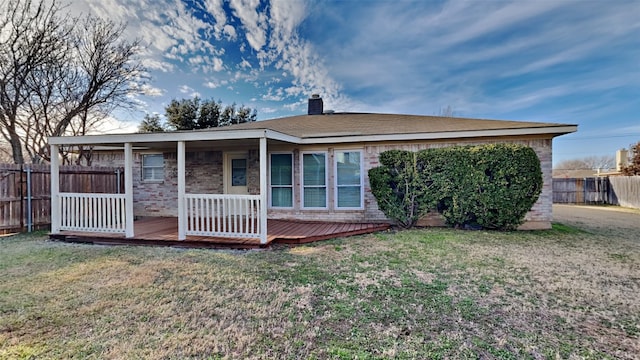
[0,164,124,234]
[609,177,640,209]
[553,176,640,209]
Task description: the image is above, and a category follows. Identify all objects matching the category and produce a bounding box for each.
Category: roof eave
[297,125,578,144]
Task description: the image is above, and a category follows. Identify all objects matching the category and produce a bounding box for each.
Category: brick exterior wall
[91,136,553,228]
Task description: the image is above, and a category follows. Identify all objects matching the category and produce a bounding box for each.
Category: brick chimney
[307,94,323,115]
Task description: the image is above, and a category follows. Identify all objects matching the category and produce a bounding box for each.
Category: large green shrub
[368,150,437,228]
[369,144,543,230]
[430,144,543,230]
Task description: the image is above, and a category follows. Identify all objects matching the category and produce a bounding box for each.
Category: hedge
[368,144,543,230]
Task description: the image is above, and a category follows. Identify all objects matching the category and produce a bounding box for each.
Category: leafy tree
[621,142,640,175]
[165,98,200,130]
[198,99,222,128]
[0,0,144,164]
[138,114,165,133]
[164,97,256,131]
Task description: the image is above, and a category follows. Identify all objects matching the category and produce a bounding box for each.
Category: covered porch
[49,129,299,245]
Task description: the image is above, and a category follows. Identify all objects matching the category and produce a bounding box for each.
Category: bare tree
[0,0,67,164]
[439,105,454,117]
[0,0,144,164]
[554,155,616,171]
[0,139,13,162]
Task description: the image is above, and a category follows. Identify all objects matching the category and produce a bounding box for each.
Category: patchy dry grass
[1,224,638,359]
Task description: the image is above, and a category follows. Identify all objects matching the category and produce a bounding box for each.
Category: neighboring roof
[552,169,599,178]
[49,112,577,146]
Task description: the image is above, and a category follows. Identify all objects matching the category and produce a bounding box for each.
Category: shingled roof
[223,112,575,139]
[49,111,577,148]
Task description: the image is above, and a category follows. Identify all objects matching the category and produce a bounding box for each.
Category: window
[231,158,247,186]
[302,152,327,208]
[270,153,293,207]
[335,150,363,208]
[142,154,164,181]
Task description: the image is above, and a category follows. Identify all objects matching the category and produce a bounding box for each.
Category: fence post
[115,168,121,194]
[19,165,24,230]
[25,166,32,232]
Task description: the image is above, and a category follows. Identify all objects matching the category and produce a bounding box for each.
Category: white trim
[184,194,262,239]
[177,141,186,241]
[223,151,249,195]
[300,151,329,209]
[49,129,297,145]
[141,153,164,182]
[296,126,578,144]
[259,137,268,244]
[124,143,134,238]
[264,129,300,144]
[268,152,294,209]
[49,125,576,147]
[334,150,364,210]
[50,144,60,234]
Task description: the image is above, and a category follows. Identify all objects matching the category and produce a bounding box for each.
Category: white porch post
[124,142,134,238]
[177,141,186,240]
[259,136,268,244]
[50,144,60,234]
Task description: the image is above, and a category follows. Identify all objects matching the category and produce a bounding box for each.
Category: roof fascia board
[297,126,578,144]
[264,129,301,143]
[49,125,576,146]
[49,129,272,146]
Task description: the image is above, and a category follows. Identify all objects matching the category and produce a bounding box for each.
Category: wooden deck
[50,217,390,249]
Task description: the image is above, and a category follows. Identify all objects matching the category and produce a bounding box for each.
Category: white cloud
[140,84,165,97]
[256,0,351,110]
[204,0,228,39]
[203,78,229,89]
[261,87,285,101]
[224,24,237,41]
[178,85,200,97]
[239,58,252,69]
[260,107,278,114]
[140,57,174,73]
[229,0,268,51]
[92,115,140,135]
[189,55,205,65]
[203,81,219,89]
[212,57,224,72]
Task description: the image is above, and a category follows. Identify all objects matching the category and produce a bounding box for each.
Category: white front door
[224,152,249,195]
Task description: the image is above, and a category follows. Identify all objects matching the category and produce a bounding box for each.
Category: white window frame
[300,151,328,209]
[268,152,294,208]
[334,150,364,209]
[141,153,164,182]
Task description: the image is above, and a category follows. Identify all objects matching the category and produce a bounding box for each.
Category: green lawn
[1,224,638,359]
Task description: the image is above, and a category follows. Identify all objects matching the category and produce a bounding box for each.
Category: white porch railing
[59,192,126,233]
[185,194,261,239]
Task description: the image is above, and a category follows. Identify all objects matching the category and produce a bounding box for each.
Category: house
[48,95,577,245]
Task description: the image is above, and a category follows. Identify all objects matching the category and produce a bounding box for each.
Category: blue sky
[69,0,639,165]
